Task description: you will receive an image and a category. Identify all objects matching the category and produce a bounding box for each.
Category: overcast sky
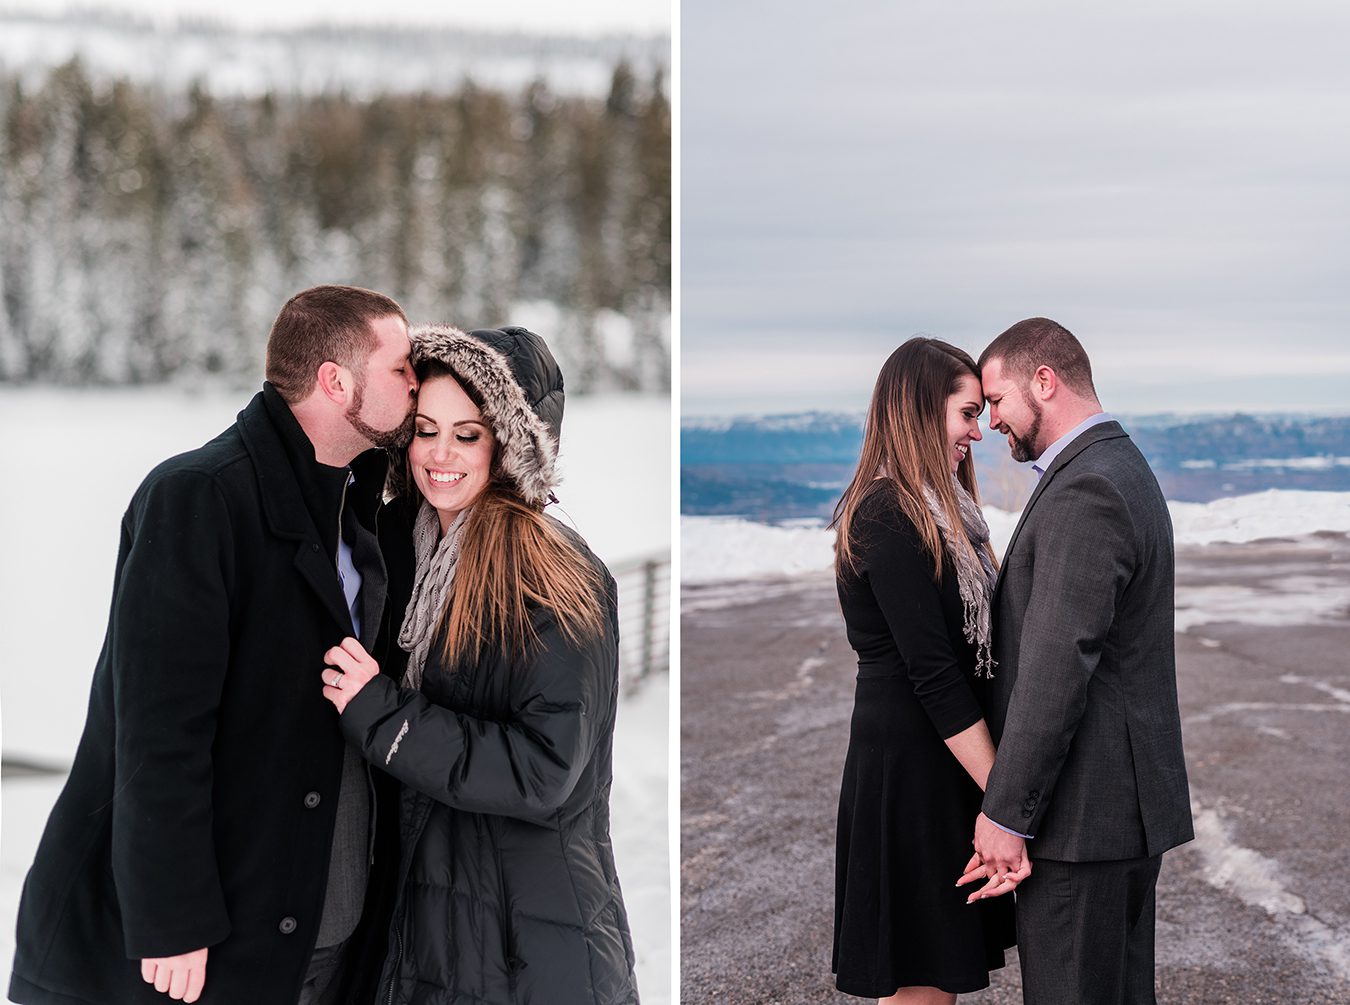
[683,1,1350,415]
[4,0,668,33]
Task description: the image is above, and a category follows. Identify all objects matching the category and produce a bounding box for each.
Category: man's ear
[1031,364,1058,401]
[316,361,349,404]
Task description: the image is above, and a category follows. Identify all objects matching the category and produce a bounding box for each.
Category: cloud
[682,0,1350,413]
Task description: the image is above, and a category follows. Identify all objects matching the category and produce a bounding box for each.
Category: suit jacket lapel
[993,420,1130,596]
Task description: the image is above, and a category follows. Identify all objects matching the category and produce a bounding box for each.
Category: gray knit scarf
[398,501,468,691]
[922,478,997,678]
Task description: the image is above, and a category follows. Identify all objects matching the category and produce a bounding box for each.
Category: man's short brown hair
[265,285,409,402]
[978,316,1097,399]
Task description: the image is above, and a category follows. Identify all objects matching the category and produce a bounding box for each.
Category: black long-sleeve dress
[833,479,1015,997]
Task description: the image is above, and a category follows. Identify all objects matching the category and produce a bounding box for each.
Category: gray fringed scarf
[398,501,468,691]
[922,478,997,678]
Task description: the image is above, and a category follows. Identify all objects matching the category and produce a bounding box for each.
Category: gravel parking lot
[681,534,1350,1004]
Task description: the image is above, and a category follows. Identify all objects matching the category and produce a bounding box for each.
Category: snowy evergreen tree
[0,62,670,391]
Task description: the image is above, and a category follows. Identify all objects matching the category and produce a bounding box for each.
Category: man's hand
[321,636,381,714]
[141,947,207,1002]
[958,812,1032,902]
[974,810,1027,870]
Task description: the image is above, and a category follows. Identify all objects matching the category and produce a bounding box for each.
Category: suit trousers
[1015,854,1163,1005]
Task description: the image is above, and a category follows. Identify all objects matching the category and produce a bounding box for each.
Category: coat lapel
[236,393,353,633]
[292,541,355,631]
[993,420,1130,596]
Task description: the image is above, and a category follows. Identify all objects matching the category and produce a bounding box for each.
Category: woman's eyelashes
[413,427,481,443]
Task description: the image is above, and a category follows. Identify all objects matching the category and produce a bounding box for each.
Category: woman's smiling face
[945,372,985,473]
[408,374,495,534]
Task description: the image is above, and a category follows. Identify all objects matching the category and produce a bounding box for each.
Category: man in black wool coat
[10,285,419,1005]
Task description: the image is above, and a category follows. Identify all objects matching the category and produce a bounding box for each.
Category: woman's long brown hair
[830,337,995,580]
[413,369,607,667]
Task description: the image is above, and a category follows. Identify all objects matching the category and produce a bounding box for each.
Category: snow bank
[608,676,671,1004]
[682,507,1021,585]
[680,517,836,585]
[1174,580,1350,632]
[1169,490,1350,545]
[683,490,1350,585]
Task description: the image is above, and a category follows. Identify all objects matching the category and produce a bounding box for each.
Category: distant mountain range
[682,412,1350,519]
[0,11,667,97]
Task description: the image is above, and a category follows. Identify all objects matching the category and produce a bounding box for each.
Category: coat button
[279,916,297,935]
[303,791,321,809]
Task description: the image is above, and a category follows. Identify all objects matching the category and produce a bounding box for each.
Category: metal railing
[611,551,671,686]
[0,554,673,784]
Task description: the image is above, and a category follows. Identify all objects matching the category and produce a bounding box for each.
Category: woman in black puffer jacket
[320,324,639,1005]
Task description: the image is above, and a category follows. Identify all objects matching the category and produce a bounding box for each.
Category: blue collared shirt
[1031,411,1115,480]
[337,472,362,640]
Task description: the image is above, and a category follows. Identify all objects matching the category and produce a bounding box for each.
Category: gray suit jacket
[983,421,1193,861]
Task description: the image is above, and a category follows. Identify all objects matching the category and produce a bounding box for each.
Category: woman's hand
[955,841,1032,903]
[321,637,381,714]
[141,947,207,1002]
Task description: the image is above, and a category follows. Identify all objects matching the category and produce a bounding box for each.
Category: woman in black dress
[831,338,1020,1003]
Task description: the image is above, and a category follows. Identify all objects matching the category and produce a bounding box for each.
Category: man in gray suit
[969,318,1193,1004]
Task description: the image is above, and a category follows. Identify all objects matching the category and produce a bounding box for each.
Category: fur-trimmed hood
[407,323,564,506]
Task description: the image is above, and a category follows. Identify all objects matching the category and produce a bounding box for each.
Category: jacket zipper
[493,827,519,992]
[385,925,403,1005]
[383,798,433,1005]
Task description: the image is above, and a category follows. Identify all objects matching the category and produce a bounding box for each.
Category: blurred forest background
[0,13,670,392]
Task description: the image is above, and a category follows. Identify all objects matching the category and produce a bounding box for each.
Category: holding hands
[956,812,1032,903]
[321,637,381,714]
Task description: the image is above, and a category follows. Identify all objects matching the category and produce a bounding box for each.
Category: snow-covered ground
[683,489,1350,586]
[682,507,1023,585]
[0,386,672,1003]
[1168,490,1350,546]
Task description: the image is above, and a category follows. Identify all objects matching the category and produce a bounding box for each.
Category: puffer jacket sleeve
[338,607,617,824]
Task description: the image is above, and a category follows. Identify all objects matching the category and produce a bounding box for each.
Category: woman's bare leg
[879,987,957,1005]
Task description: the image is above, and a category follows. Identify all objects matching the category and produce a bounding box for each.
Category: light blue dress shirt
[1031,411,1115,480]
[336,473,362,639]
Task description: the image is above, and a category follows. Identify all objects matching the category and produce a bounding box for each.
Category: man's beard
[1008,397,1044,463]
[345,378,415,450]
